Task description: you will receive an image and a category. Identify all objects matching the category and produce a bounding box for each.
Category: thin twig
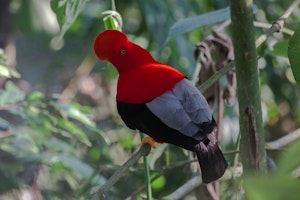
[198,61,235,93]
[254,21,294,36]
[280,0,300,20]
[266,128,300,150]
[0,103,20,110]
[191,56,202,85]
[162,176,202,200]
[90,143,152,200]
[255,0,300,47]
[161,164,243,200]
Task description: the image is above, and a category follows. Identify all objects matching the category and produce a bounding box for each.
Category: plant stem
[198,61,235,93]
[111,0,116,11]
[139,132,153,200]
[143,155,153,200]
[229,0,267,174]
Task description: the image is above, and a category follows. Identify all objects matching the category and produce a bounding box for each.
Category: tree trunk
[229,0,267,174]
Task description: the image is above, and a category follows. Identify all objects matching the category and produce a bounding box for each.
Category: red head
[94,30,129,61]
[94,30,156,73]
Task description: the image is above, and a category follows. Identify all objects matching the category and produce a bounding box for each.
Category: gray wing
[146,79,212,138]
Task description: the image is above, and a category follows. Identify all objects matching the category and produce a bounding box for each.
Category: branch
[0,103,20,110]
[254,21,294,36]
[161,164,243,200]
[266,128,300,150]
[198,61,235,93]
[255,0,300,47]
[90,143,152,200]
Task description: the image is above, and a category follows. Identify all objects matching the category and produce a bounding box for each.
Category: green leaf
[51,101,113,144]
[87,147,101,161]
[165,5,257,44]
[165,7,230,43]
[0,64,11,77]
[0,161,20,191]
[0,81,25,105]
[244,138,300,200]
[21,113,53,137]
[56,117,92,146]
[266,40,289,57]
[0,48,20,78]
[44,137,76,153]
[0,67,20,79]
[118,134,135,149]
[244,175,300,200]
[58,154,106,184]
[276,138,300,176]
[102,10,123,30]
[26,91,45,104]
[53,102,95,127]
[288,23,300,86]
[68,106,94,126]
[0,49,11,78]
[50,0,88,42]
[59,154,93,178]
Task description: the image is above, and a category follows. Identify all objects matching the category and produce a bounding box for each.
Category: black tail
[195,128,228,183]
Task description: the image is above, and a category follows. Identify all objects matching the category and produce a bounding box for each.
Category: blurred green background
[0,0,299,199]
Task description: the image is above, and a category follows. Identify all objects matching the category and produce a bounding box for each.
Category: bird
[93,29,228,183]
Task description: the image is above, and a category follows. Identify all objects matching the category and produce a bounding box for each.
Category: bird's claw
[141,137,156,149]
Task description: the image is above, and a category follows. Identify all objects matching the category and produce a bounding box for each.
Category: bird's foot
[141,137,156,149]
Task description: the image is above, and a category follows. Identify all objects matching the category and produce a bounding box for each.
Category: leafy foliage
[165,7,232,44]
[0,49,20,78]
[165,5,258,44]
[244,139,300,200]
[50,0,89,42]
[244,176,300,200]
[0,81,106,198]
[277,138,300,175]
[288,23,300,86]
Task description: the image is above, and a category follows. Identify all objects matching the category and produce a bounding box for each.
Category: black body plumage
[117,101,228,183]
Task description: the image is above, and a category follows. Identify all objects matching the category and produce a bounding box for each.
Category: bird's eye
[120,49,126,55]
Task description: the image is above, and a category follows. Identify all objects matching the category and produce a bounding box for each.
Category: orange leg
[141,136,157,148]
